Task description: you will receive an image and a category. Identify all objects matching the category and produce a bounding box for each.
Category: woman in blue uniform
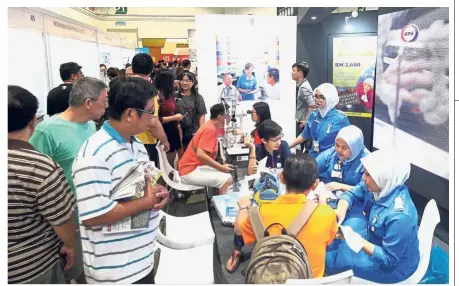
[289,83,350,158]
[325,150,420,283]
[316,125,370,193]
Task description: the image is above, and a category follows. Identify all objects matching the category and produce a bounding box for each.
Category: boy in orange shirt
[226,153,338,277]
[178,103,234,194]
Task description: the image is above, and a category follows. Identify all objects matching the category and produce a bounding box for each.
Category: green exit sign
[115,7,127,15]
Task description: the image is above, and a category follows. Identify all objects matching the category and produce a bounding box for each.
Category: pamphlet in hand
[102,161,163,234]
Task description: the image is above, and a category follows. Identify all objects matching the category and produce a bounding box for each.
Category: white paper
[340,226,363,253]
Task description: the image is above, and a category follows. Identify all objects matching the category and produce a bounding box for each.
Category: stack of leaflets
[102,161,163,234]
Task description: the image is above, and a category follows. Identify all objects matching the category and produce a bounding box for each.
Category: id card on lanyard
[310,118,334,153]
[331,160,343,182]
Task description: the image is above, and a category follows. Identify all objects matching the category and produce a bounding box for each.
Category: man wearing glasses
[244,119,292,175]
[30,77,108,284]
[71,77,169,284]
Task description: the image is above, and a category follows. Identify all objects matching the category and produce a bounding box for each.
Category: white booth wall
[46,35,100,88]
[195,15,297,142]
[8,28,49,113]
[99,44,124,69]
[121,48,136,67]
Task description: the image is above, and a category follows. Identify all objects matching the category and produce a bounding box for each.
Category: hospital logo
[401,24,420,42]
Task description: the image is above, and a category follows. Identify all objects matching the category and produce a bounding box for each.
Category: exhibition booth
[7,6,450,284]
[8,7,135,114]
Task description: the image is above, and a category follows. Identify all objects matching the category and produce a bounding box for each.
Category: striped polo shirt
[72,121,160,284]
[8,139,75,283]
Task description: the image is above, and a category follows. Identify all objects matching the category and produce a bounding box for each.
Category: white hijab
[336,125,364,163]
[361,149,411,201]
[314,83,340,117]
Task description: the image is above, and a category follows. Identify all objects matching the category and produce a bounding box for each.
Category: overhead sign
[8,7,42,31]
[44,15,96,42]
[115,7,128,15]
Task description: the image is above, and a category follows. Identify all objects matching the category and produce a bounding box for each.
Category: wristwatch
[239,205,249,210]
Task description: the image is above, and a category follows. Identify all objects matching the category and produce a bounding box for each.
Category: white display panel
[121,48,135,67]
[99,44,124,69]
[195,15,297,142]
[46,35,100,87]
[8,28,48,113]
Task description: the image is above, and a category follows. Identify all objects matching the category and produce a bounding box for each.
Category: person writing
[316,125,370,193]
[289,83,350,157]
[244,120,291,175]
[178,103,234,194]
[325,150,420,283]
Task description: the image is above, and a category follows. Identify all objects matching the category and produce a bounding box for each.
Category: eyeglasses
[136,108,155,118]
[268,133,284,143]
[180,80,193,83]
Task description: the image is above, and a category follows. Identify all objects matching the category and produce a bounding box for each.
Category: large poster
[216,32,280,102]
[333,36,377,117]
[373,7,449,180]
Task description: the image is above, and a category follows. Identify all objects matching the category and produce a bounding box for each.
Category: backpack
[245,202,318,284]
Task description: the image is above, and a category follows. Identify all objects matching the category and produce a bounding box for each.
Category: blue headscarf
[336,125,364,164]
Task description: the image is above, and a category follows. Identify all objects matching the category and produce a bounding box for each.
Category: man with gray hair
[30,76,108,284]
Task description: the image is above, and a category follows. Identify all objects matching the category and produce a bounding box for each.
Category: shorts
[63,229,84,281]
[181,166,232,189]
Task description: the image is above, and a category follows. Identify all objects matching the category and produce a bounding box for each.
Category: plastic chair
[286,270,354,284]
[156,144,204,192]
[153,242,214,284]
[351,199,441,284]
[156,210,215,250]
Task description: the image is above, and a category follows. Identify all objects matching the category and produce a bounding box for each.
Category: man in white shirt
[264,68,281,100]
[72,77,169,284]
[217,73,241,102]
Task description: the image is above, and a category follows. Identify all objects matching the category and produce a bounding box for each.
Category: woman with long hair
[176,71,207,150]
[155,69,184,167]
[249,102,271,145]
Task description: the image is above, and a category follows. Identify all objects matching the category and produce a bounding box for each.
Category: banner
[332,36,377,117]
[43,15,96,42]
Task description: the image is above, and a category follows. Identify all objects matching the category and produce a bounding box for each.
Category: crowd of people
[8,52,420,284]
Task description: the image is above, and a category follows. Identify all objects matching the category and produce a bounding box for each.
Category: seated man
[178,103,234,194]
[225,153,338,278]
[245,119,292,175]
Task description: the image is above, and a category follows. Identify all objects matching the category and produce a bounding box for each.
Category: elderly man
[217,72,241,102]
[30,77,108,284]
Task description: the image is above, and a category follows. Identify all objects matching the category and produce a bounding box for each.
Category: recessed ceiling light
[311,16,317,20]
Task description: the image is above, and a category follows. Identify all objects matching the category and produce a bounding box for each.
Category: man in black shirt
[47,62,84,116]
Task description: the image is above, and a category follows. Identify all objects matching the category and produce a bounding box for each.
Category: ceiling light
[311,16,317,20]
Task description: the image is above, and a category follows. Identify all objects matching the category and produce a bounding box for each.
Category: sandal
[225,249,242,273]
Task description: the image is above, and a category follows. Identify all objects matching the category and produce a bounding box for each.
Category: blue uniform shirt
[301,108,350,158]
[316,146,370,185]
[340,182,420,275]
[255,140,291,168]
[236,73,258,101]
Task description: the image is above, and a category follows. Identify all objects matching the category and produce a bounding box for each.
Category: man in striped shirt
[72,77,169,284]
[8,86,77,284]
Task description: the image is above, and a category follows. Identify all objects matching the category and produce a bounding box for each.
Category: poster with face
[216,31,280,102]
[332,36,377,118]
[373,7,449,180]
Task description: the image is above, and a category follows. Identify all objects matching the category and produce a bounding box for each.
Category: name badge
[313,140,320,152]
[331,170,342,179]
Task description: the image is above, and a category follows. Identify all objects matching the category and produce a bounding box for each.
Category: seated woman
[244,119,291,175]
[325,150,420,283]
[232,101,271,145]
[316,125,370,194]
[289,83,350,158]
